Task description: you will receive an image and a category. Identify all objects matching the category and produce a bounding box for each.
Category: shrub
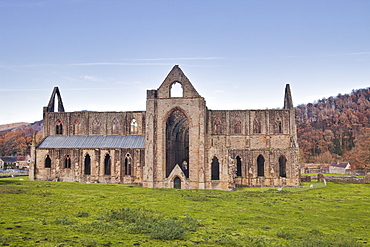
[149,219,185,240]
[76,211,89,217]
[53,217,72,225]
[276,230,296,240]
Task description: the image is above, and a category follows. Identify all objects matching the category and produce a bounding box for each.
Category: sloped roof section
[38,136,145,149]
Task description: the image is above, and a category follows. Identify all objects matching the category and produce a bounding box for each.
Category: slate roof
[0,157,17,163]
[330,162,350,168]
[37,136,145,149]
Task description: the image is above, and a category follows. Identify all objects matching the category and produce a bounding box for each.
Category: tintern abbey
[30,65,300,190]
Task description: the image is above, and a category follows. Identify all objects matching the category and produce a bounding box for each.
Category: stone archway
[174,176,181,189]
[166,109,189,178]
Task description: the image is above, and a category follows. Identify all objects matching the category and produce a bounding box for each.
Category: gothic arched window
[275,118,283,134]
[213,117,222,134]
[64,155,71,169]
[279,155,287,177]
[170,82,183,97]
[211,156,220,180]
[45,155,51,168]
[74,119,81,135]
[124,154,132,176]
[130,119,138,134]
[104,154,111,175]
[84,154,91,175]
[236,156,242,177]
[56,119,63,135]
[92,119,100,135]
[257,155,265,177]
[253,118,261,134]
[112,118,120,135]
[233,118,242,134]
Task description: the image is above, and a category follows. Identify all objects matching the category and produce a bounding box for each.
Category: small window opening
[45,155,51,168]
[170,82,183,97]
[84,154,91,175]
[236,156,242,177]
[174,176,181,189]
[56,119,63,135]
[124,154,132,176]
[64,155,71,169]
[104,154,111,175]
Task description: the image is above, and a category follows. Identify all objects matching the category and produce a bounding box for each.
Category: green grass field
[0,177,369,246]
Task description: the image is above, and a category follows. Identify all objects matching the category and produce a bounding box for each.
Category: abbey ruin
[30,65,300,190]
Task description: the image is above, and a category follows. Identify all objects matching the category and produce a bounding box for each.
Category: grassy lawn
[302,173,365,177]
[0,178,369,246]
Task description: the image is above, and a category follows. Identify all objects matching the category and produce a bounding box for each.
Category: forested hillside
[0,121,42,156]
[296,87,370,168]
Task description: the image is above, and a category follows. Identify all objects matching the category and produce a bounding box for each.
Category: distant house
[329,162,351,175]
[0,156,30,170]
[0,157,17,170]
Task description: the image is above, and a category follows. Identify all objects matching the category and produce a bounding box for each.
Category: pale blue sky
[1,0,369,124]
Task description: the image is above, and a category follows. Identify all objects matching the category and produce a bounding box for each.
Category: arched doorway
[257,155,265,177]
[166,109,189,178]
[211,156,220,180]
[236,156,242,177]
[279,155,287,177]
[104,154,111,175]
[174,177,181,189]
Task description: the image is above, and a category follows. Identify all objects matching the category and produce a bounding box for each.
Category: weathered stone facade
[30,65,300,190]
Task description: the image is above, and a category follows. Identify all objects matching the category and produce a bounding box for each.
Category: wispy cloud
[215,89,225,93]
[347,52,370,56]
[132,57,225,61]
[82,75,101,82]
[0,88,50,92]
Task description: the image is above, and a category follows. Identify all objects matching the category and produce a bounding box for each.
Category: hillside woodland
[0,121,42,156]
[1,87,370,168]
[296,87,370,168]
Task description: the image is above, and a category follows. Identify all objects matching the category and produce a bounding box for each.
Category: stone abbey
[30,65,300,190]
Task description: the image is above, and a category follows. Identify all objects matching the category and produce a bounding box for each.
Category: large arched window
[64,155,71,169]
[211,156,220,180]
[257,155,265,177]
[45,155,51,168]
[84,154,91,175]
[92,119,100,135]
[279,155,287,177]
[124,154,132,176]
[236,156,242,177]
[56,119,63,135]
[104,154,111,175]
[74,119,81,135]
[213,117,222,134]
[112,118,120,135]
[253,118,261,134]
[130,119,138,134]
[166,109,189,178]
[170,82,183,97]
